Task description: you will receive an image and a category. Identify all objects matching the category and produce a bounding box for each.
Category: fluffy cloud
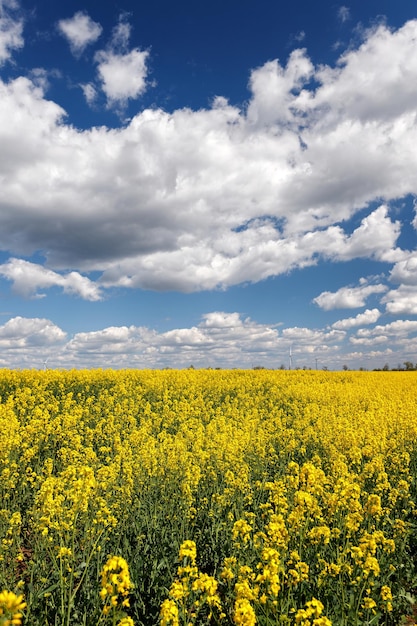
[0,258,103,300]
[1,16,417,295]
[0,316,66,347]
[0,0,23,64]
[95,48,149,105]
[350,319,417,348]
[58,11,102,56]
[314,280,388,310]
[332,308,381,330]
[93,17,149,106]
[390,254,417,285]
[382,285,417,315]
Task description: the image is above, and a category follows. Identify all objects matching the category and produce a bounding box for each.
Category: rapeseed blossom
[0,368,416,624]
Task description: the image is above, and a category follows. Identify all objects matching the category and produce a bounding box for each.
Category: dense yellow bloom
[0,368,416,624]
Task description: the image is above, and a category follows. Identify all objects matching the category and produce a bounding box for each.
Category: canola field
[1,368,417,626]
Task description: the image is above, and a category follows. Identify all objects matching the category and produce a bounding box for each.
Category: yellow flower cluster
[100,555,133,608]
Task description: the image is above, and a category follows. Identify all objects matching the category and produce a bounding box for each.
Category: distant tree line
[373,361,417,371]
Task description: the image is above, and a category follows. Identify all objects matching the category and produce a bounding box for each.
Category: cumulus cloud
[0,258,103,300]
[1,17,417,294]
[390,254,417,285]
[0,0,23,64]
[351,319,417,347]
[382,285,417,315]
[93,16,149,106]
[332,308,381,329]
[282,326,346,353]
[58,11,102,56]
[0,316,66,347]
[313,280,388,310]
[95,48,149,105]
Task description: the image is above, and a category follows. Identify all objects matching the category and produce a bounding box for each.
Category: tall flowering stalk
[98,556,134,626]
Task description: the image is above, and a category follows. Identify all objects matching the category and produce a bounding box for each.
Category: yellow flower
[117,618,135,626]
[57,546,72,558]
[100,555,134,606]
[160,598,179,626]
[380,585,392,601]
[380,585,393,612]
[362,597,377,610]
[364,494,382,517]
[295,598,330,624]
[233,597,256,626]
[178,540,197,564]
[0,590,26,626]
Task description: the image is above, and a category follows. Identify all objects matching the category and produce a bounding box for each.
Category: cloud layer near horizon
[0,10,416,301]
[2,310,417,370]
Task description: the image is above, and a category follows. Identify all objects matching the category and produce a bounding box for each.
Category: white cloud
[356,319,417,337]
[349,335,388,346]
[332,308,381,329]
[58,11,102,56]
[390,254,417,285]
[349,319,417,350]
[93,16,149,106]
[0,258,103,300]
[311,21,417,124]
[314,280,388,310]
[54,311,350,369]
[1,18,417,293]
[95,47,149,105]
[382,285,417,315]
[247,49,314,127]
[282,326,345,354]
[0,0,23,64]
[0,316,66,348]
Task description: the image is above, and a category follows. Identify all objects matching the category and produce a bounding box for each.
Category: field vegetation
[1,368,417,625]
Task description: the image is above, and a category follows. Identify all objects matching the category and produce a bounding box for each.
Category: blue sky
[1,0,417,370]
